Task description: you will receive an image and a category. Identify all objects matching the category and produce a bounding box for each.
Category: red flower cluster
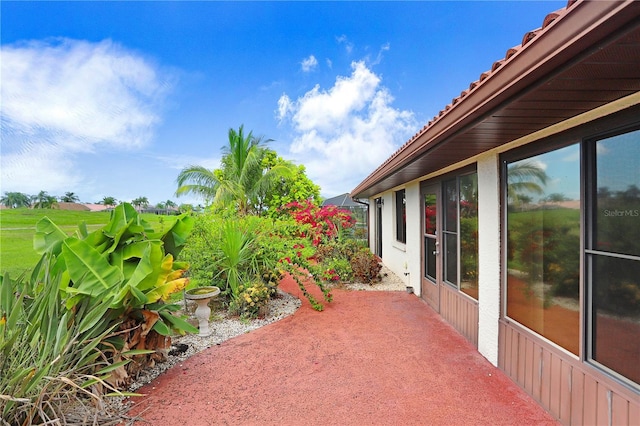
[281,200,355,246]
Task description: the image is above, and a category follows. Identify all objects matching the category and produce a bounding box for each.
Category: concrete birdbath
[184,286,221,337]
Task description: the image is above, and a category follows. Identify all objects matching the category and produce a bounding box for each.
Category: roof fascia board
[352,0,640,198]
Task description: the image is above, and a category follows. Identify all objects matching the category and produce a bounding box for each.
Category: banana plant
[30,203,197,386]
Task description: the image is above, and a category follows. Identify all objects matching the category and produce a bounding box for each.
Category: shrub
[0,203,196,424]
[230,271,280,318]
[350,248,382,284]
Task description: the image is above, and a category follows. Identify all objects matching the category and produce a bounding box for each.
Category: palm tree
[32,191,58,209]
[165,199,177,209]
[60,192,80,203]
[0,192,31,208]
[131,196,149,212]
[101,196,117,208]
[176,125,294,215]
[507,161,548,207]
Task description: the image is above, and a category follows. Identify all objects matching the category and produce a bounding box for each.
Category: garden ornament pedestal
[184,286,221,337]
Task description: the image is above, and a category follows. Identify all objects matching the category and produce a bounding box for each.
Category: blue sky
[1,1,566,206]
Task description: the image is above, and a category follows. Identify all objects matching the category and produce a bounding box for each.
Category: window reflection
[424,193,436,235]
[589,129,640,386]
[595,131,640,257]
[459,174,478,299]
[506,144,580,355]
[591,255,640,384]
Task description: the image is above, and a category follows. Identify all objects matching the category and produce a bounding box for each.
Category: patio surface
[127,275,559,425]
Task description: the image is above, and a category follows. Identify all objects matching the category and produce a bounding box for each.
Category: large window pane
[590,255,640,385]
[460,174,478,299]
[589,128,640,387]
[506,144,580,355]
[594,130,640,256]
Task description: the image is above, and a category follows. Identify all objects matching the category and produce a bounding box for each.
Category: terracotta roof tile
[358,2,574,188]
[522,30,539,46]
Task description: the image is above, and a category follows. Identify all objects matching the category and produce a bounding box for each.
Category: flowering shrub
[230,270,280,318]
[350,248,382,284]
[321,257,353,283]
[280,200,355,246]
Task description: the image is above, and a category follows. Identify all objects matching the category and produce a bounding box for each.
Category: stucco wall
[368,189,416,292]
[476,153,501,366]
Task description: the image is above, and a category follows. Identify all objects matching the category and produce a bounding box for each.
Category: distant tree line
[0,191,191,212]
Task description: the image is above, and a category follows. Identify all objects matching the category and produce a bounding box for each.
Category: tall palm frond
[507,161,549,205]
[175,165,220,203]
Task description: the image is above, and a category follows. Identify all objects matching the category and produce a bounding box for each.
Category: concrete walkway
[127,276,558,425]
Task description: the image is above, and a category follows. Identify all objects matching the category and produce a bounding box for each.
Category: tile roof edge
[353,1,575,195]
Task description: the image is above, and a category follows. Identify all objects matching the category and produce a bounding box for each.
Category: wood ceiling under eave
[352,1,640,199]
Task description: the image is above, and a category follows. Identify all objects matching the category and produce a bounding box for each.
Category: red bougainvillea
[280,200,355,246]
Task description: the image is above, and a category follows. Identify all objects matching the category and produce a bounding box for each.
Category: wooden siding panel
[596,385,609,426]
[524,338,534,395]
[503,325,512,376]
[570,369,584,426]
[549,353,562,419]
[541,348,552,410]
[611,393,629,426]
[511,328,520,380]
[532,343,543,403]
[517,333,527,387]
[560,362,572,425]
[498,322,506,368]
[438,285,478,347]
[628,399,639,426]
[498,321,639,426]
[583,375,598,425]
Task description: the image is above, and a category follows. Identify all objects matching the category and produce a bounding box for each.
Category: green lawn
[0,208,170,277]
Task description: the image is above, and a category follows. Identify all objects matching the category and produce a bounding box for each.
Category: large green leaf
[121,240,166,292]
[103,203,138,238]
[61,238,124,297]
[161,214,194,257]
[159,310,199,335]
[34,217,68,255]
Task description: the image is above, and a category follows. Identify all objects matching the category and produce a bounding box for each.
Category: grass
[0,208,171,277]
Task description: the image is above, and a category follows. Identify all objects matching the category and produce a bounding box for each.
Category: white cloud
[300,55,318,72]
[277,61,416,196]
[336,35,353,54]
[372,42,390,66]
[1,37,173,195]
[277,94,293,122]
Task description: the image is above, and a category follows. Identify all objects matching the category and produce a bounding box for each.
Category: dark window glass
[444,233,457,284]
[444,180,457,232]
[425,238,436,282]
[590,255,640,385]
[395,189,406,243]
[506,144,580,355]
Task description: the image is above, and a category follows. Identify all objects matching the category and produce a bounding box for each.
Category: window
[504,123,639,388]
[459,173,478,299]
[441,173,478,299]
[587,128,640,386]
[395,189,406,244]
[505,144,581,355]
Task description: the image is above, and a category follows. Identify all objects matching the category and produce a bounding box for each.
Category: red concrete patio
[127,276,559,425]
